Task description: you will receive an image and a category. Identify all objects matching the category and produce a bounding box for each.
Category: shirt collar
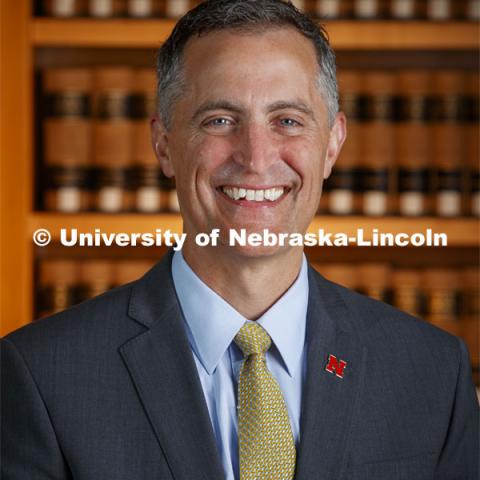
[172,251,309,378]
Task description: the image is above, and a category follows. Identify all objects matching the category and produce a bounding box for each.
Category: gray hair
[156,0,338,129]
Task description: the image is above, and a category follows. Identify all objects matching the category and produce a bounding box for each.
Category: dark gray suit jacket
[2,253,479,479]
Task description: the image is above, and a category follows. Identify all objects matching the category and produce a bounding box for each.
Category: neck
[182,242,304,320]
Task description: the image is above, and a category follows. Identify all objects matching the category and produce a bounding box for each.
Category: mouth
[217,185,290,205]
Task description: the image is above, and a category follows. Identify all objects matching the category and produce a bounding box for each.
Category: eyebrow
[266,100,315,120]
[192,99,316,122]
[192,100,244,122]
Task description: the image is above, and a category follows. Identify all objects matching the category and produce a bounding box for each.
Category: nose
[232,123,278,174]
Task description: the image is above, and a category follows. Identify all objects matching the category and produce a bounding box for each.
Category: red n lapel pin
[325,354,347,378]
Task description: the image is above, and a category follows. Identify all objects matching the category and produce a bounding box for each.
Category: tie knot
[234,322,271,357]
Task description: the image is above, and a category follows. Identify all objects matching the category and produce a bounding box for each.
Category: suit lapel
[295,268,367,480]
[119,253,224,480]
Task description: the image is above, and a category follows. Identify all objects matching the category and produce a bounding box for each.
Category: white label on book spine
[51,0,76,17]
[399,192,424,216]
[472,192,480,217]
[99,187,123,212]
[437,191,461,217]
[329,190,354,215]
[291,0,305,11]
[468,0,480,20]
[355,0,378,18]
[391,0,415,18]
[89,0,113,17]
[316,0,341,18]
[427,0,450,19]
[57,187,81,212]
[165,0,190,18]
[128,0,152,17]
[136,187,161,212]
[363,191,387,216]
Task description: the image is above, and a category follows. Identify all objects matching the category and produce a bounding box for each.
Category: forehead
[181,27,319,91]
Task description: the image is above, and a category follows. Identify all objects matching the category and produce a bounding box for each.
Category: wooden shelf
[28,213,480,247]
[2,0,479,339]
[31,19,480,50]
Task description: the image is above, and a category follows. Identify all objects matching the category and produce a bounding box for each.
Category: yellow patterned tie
[234,322,296,480]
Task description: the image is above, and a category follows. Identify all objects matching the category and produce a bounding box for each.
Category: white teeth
[255,190,264,201]
[222,186,285,202]
[274,188,283,201]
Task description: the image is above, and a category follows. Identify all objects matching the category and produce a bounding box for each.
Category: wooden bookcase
[1,1,479,337]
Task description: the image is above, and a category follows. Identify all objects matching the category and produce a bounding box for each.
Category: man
[2,1,478,479]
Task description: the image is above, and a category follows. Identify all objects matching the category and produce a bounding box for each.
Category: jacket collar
[121,251,225,480]
[295,266,367,479]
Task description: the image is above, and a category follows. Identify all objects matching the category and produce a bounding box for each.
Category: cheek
[173,138,234,205]
[282,139,326,189]
[195,137,237,181]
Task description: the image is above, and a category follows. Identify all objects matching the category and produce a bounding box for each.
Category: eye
[204,117,234,127]
[279,118,302,127]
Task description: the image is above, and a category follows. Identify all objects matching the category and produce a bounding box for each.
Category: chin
[224,242,290,259]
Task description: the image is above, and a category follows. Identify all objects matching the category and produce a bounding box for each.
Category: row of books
[36,259,479,374]
[40,169,480,216]
[37,259,479,319]
[329,70,479,217]
[38,0,480,20]
[41,67,163,213]
[40,67,479,216]
[37,258,156,317]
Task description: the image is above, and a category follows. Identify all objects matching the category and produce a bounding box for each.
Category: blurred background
[1,0,479,386]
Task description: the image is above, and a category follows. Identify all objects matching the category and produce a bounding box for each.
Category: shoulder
[2,253,176,371]
[2,282,141,364]
[309,266,463,368]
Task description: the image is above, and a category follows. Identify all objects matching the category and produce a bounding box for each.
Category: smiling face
[152,27,345,258]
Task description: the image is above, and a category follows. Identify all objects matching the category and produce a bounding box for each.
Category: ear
[151,114,175,178]
[323,112,347,179]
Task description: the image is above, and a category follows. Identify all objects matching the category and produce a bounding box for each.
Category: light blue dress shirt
[171,251,309,480]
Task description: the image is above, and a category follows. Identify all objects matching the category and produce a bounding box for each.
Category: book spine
[313,263,359,291]
[43,68,92,212]
[164,0,191,18]
[131,69,163,212]
[390,0,420,19]
[127,0,159,17]
[78,260,113,299]
[423,269,461,334]
[315,0,355,17]
[465,72,480,217]
[392,269,424,318]
[360,71,396,216]
[113,259,155,286]
[314,0,343,18]
[467,0,480,19]
[43,0,86,17]
[38,260,79,317]
[326,70,361,215]
[461,268,479,384]
[426,0,452,20]
[92,67,134,212]
[88,0,127,17]
[431,71,464,217]
[396,71,433,216]
[357,263,392,303]
[354,0,387,19]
